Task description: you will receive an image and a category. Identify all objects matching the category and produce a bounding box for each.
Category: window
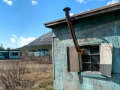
[0,52,4,56]
[67,43,113,77]
[11,52,19,56]
[81,45,100,71]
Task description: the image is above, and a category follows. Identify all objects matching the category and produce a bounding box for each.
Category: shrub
[1,60,26,90]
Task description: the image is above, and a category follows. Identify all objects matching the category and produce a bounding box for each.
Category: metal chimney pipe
[63,7,84,54]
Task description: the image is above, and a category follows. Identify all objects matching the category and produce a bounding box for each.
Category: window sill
[79,71,107,78]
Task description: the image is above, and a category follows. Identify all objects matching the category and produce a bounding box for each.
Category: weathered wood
[67,46,80,72]
[100,43,113,77]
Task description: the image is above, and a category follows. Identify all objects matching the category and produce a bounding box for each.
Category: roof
[0,50,8,52]
[44,2,120,28]
[9,50,20,52]
[0,50,20,52]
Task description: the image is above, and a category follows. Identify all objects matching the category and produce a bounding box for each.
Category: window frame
[67,43,113,77]
[11,52,19,56]
[81,45,100,72]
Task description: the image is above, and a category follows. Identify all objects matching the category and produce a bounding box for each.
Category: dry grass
[0,60,53,90]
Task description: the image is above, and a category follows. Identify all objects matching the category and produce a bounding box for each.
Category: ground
[0,60,53,90]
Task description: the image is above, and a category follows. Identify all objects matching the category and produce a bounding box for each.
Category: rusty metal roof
[44,2,120,28]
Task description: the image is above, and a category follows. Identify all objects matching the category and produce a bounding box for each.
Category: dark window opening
[82,63,91,71]
[11,52,19,56]
[0,53,4,56]
[81,45,100,71]
[82,55,90,62]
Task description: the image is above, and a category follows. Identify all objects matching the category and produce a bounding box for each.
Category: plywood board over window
[67,46,81,72]
[100,43,113,77]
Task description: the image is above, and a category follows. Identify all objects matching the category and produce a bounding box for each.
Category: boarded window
[100,43,113,77]
[67,46,81,72]
[67,43,113,77]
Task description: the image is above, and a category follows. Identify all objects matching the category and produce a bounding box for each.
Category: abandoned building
[28,49,49,56]
[9,50,20,59]
[0,50,20,59]
[45,2,120,90]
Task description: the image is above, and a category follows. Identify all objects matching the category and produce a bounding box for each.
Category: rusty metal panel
[100,43,113,77]
[67,46,80,72]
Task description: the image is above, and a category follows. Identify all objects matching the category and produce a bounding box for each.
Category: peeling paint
[52,13,120,90]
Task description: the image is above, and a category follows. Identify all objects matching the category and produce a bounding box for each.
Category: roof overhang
[44,2,120,28]
[0,51,8,52]
[9,51,20,52]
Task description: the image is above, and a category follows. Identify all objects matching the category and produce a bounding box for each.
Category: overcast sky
[0,0,119,49]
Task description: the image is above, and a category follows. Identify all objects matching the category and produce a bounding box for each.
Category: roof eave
[44,2,120,28]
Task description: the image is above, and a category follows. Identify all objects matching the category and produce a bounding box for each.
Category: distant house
[0,50,20,60]
[28,49,49,56]
[9,50,20,59]
[0,50,9,59]
[38,49,49,56]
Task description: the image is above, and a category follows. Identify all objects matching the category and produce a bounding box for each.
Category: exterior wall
[52,13,120,90]
[39,49,49,56]
[34,52,40,56]
[28,52,34,56]
[0,51,9,59]
[0,56,5,59]
[29,50,49,56]
[9,51,20,59]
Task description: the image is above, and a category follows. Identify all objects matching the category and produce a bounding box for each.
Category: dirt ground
[0,60,53,90]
